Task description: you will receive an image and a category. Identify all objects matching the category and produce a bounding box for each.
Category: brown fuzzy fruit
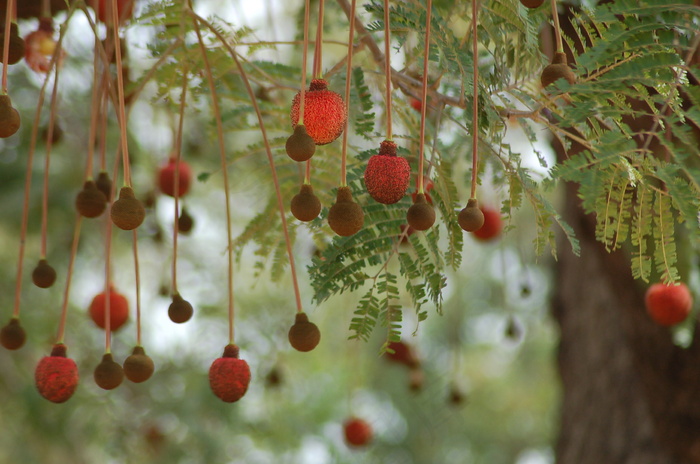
[291,184,321,222]
[290,79,347,145]
[95,171,113,201]
[364,140,411,204]
[328,187,364,236]
[288,312,321,352]
[520,0,545,7]
[168,293,193,323]
[177,207,194,234]
[285,125,316,162]
[0,95,21,138]
[35,344,79,403]
[32,258,57,288]
[1,318,26,350]
[94,352,124,390]
[123,346,155,383]
[458,198,485,232]
[0,23,25,65]
[76,180,107,218]
[406,193,436,231]
[541,52,576,88]
[111,186,146,230]
[209,344,251,403]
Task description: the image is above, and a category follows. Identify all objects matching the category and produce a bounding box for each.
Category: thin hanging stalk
[2,0,14,93]
[313,0,325,77]
[171,70,189,296]
[383,0,393,139]
[131,230,143,346]
[340,0,358,187]
[550,0,563,53]
[189,11,305,315]
[40,59,62,260]
[470,0,479,199]
[55,216,83,344]
[103,196,114,353]
[192,17,237,343]
[417,0,433,194]
[109,2,132,186]
[298,0,312,125]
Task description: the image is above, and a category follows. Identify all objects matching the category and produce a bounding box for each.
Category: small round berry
[76,180,108,218]
[89,286,129,331]
[364,141,411,205]
[35,344,79,403]
[328,187,364,236]
[406,193,436,231]
[343,417,373,447]
[111,186,146,230]
[32,258,57,288]
[177,208,195,234]
[473,206,502,241]
[94,353,124,390]
[158,158,192,198]
[288,312,321,352]
[290,79,347,145]
[0,95,21,138]
[209,344,251,403]
[123,346,155,383]
[291,184,321,222]
[285,125,316,162]
[1,318,26,350]
[458,198,485,232]
[541,52,576,88]
[168,293,193,323]
[645,282,693,326]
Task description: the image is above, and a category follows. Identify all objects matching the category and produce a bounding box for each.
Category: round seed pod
[158,158,192,197]
[209,344,251,403]
[541,52,576,88]
[290,78,347,145]
[291,184,321,222]
[89,286,129,331]
[123,346,155,383]
[168,293,193,323]
[328,187,364,236]
[32,258,57,288]
[76,180,107,218]
[35,344,79,403]
[111,186,146,230]
[285,124,316,162]
[95,171,113,201]
[520,0,545,7]
[41,121,63,145]
[458,198,485,232]
[364,140,411,204]
[177,208,194,234]
[1,317,26,350]
[406,193,436,231]
[0,95,21,138]
[94,353,124,390]
[0,23,25,65]
[343,417,373,447]
[288,312,321,352]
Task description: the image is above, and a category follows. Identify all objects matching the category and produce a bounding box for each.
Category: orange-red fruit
[290,79,347,145]
[406,193,435,231]
[0,23,25,65]
[76,180,108,218]
[472,206,502,241]
[94,353,124,390]
[521,0,545,7]
[645,282,693,326]
[364,140,411,204]
[288,312,321,352]
[541,52,576,88]
[344,417,373,447]
[35,344,79,403]
[168,293,193,323]
[177,208,194,234]
[111,186,146,230]
[32,258,57,288]
[285,125,316,162]
[123,346,155,383]
[291,184,321,222]
[209,344,251,403]
[458,198,485,232]
[0,94,20,138]
[1,317,26,350]
[328,187,364,236]
[385,340,420,368]
[91,0,135,25]
[158,158,192,198]
[410,98,422,112]
[89,286,129,331]
[95,171,113,201]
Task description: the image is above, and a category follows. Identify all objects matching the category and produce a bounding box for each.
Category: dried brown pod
[32,258,57,288]
[291,184,321,222]
[111,186,146,230]
[406,193,436,231]
[168,293,193,323]
[541,52,576,89]
[328,187,364,236]
[285,125,316,162]
[177,207,194,234]
[0,94,21,138]
[1,318,26,350]
[123,346,155,383]
[458,198,485,232]
[520,0,545,8]
[95,171,113,201]
[288,312,321,352]
[94,353,124,390]
[0,23,25,65]
[76,180,107,218]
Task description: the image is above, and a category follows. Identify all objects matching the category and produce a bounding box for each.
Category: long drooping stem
[190,12,305,315]
[132,230,143,346]
[340,0,357,187]
[109,3,131,186]
[298,0,312,125]
[417,0,433,194]
[55,216,82,344]
[1,0,14,94]
[171,70,189,296]
[383,0,393,140]
[40,60,62,259]
[470,0,479,199]
[313,0,325,78]
[550,0,563,54]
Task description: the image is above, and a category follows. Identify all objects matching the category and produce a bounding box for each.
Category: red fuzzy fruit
[385,340,419,368]
[645,282,693,326]
[209,344,251,403]
[344,417,373,447]
[290,79,347,145]
[89,286,129,331]
[364,140,411,204]
[158,158,192,198]
[91,0,135,25]
[35,344,79,403]
[472,206,502,241]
